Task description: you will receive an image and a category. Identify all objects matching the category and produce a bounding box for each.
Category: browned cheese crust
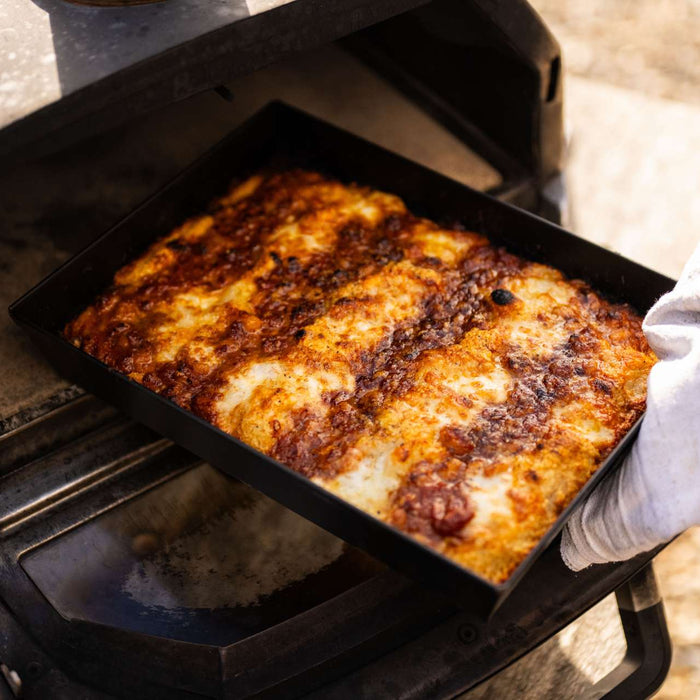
[65,171,655,583]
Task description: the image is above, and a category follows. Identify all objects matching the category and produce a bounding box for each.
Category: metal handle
[592,563,672,700]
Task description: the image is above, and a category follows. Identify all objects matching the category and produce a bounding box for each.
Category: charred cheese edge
[65,170,655,583]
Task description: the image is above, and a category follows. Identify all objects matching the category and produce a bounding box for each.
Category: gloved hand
[561,242,700,570]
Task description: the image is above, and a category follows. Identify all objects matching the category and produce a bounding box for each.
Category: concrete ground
[567,77,700,695]
[531,2,700,697]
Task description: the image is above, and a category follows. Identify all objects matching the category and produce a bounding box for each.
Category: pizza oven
[0,1,671,698]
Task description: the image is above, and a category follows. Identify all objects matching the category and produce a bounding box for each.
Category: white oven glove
[561,242,700,570]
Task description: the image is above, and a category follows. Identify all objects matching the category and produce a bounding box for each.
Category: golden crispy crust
[65,170,655,583]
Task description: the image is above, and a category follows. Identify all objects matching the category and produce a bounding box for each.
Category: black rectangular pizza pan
[9,101,675,617]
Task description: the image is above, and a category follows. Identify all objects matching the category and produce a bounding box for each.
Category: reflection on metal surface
[246,0,295,14]
[0,422,164,533]
[21,463,382,645]
[120,469,345,609]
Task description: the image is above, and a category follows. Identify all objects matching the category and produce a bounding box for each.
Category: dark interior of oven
[0,1,672,698]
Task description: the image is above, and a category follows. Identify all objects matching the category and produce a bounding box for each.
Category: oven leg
[591,563,672,700]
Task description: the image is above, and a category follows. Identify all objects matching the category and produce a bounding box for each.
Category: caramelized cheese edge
[65,171,654,583]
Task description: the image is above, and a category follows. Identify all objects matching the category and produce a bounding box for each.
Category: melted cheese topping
[65,170,655,583]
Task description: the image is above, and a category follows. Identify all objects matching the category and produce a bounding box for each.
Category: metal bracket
[592,563,672,699]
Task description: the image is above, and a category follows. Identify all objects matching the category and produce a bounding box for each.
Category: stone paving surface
[529,3,700,697]
[531,0,700,106]
[655,530,700,699]
[564,76,700,280]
